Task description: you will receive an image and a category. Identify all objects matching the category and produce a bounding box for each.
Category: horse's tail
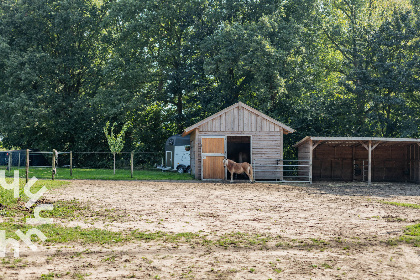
[248,164,254,182]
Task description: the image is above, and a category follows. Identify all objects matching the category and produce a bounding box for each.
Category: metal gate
[253,159,311,183]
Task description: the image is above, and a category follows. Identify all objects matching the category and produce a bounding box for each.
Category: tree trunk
[113,153,116,175]
[176,92,183,133]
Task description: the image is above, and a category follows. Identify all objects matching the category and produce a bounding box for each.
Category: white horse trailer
[160,134,190,173]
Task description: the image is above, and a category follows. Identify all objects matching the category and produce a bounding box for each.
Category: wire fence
[0,150,165,181]
[0,150,162,169]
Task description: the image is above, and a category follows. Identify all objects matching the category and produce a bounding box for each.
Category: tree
[104,121,131,174]
[366,11,420,136]
[315,0,418,136]
[106,0,212,134]
[0,0,110,151]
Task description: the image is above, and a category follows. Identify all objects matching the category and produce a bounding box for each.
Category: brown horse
[223,159,254,183]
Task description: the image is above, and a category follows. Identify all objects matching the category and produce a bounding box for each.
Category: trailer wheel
[177,166,185,173]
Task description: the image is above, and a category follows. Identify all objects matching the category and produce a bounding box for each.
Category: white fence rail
[253,159,311,183]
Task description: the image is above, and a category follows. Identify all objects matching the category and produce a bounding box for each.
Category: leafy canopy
[103,122,131,154]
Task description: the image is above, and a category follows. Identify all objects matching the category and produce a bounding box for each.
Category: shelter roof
[294,136,420,148]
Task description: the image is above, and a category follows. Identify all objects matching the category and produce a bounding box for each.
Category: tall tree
[316,0,418,136]
[106,0,212,134]
[0,0,109,150]
[367,10,420,136]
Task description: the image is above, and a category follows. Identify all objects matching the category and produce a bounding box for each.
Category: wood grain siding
[243,109,250,131]
[190,130,196,177]
[251,133,283,180]
[221,113,226,131]
[298,141,311,179]
[194,131,283,180]
[202,138,224,153]
[408,144,420,183]
[197,107,290,134]
[238,106,243,131]
[186,103,294,180]
[203,156,225,179]
[256,116,261,131]
[307,143,414,182]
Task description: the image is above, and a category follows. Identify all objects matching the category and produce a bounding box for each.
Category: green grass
[376,200,420,247]
[216,232,271,248]
[0,222,128,244]
[399,223,420,246]
[4,167,194,180]
[0,179,70,217]
[378,200,420,209]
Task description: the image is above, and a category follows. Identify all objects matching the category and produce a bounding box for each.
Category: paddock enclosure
[295,137,420,183]
[5,180,420,279]
[182,102,295,180]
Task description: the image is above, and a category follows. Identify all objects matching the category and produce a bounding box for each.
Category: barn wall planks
[193,131,283,180]
[301,142,418,182]
[187,103,294,180]
[190,130,196,176]
[198,107,281,133]
[408,144,420,183]
[297,141,311,179]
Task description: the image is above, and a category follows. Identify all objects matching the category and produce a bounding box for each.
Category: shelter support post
[368,141,372,185]
[308,140,322,184]
[309,139,313,184]
[359,141,381,185]
[418,143,420,183]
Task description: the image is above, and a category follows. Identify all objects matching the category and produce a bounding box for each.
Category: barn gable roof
[182,102,295,136]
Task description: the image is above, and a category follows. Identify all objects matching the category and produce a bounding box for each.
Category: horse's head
[223,158,228,166]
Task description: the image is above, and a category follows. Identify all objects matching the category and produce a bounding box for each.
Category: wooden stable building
[182,102,294,180]
[295,137,420,184]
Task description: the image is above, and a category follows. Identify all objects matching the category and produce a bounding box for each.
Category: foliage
[0,0,419,158]
[103,121,130,154]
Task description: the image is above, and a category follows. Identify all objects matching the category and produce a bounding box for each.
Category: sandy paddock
[2,180,420,279]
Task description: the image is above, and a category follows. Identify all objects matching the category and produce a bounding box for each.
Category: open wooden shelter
[182,102,295,180]
[295,137,420,184]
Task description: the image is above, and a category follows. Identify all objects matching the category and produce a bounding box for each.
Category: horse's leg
[248,166,254,183]
[245,170,251,182]
[230,170,234,183]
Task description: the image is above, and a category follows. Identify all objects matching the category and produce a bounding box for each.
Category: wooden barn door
[201,137,226,180]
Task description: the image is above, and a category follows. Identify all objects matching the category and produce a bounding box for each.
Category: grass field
[3,167,194,180]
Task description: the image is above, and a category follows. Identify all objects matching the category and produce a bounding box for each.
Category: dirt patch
[1,180,420,279]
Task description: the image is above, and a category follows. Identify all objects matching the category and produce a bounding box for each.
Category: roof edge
[294,136,420,147]
[183,102,295,136]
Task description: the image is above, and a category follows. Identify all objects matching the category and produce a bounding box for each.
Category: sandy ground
[1,180,420,279]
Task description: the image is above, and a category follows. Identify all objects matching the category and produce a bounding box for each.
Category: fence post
[52,149,56,180]
[26,149,29,183]
[70,151,73,177]
[131,151,134,178]
[18,152,21,169]
[8,152,12,172]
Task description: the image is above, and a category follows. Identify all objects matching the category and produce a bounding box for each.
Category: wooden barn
[182,102,295,180]
[295,137,420,184]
